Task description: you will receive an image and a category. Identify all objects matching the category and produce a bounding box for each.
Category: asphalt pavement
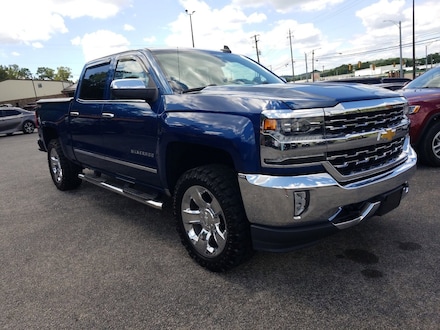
[1,132,439,329]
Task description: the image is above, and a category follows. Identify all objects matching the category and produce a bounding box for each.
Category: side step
[78,173,163,210]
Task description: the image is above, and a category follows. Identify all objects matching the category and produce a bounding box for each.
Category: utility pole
[288,29,295,82]
[304,53,309,82]
[252,35,260,63]
[384,20,403,78]
[412,0,416,78]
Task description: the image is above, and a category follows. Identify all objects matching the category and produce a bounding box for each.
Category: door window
[78,63,110,100]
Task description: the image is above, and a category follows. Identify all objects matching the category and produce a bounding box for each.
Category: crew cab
[36,47,417,271]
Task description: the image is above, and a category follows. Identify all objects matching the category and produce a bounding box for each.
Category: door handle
[101,112,115,119]
[69,111,80,116]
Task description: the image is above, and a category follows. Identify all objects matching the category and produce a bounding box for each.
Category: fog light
[294,191,309,218]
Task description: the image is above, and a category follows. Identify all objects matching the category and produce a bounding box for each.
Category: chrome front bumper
[238,144,417,230]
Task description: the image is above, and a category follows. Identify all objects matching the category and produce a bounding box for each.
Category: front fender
[159,111,259,173]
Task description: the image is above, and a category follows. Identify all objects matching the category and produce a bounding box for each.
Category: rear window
[78,63,110,100]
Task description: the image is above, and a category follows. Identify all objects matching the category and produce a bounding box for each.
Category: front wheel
[419,121,440,166]
[173,165,253,272]
[47,139,82,190]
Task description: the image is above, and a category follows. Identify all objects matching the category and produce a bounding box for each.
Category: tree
[18,68,32,79]
[54,66,72,81]
[6,64,21,79]
[0,65,8,81]
[36,67,55,80]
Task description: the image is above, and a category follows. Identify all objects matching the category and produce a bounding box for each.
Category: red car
[401,67,440,166]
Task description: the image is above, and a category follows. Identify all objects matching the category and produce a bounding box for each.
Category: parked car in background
[401,67,440,166]
[0,106,36,136]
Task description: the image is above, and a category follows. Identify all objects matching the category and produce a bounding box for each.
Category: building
[0,79,73,108]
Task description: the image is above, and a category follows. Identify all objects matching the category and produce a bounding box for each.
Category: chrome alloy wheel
[432,130,440,160]
[181,185,227,257]
[23,121,34,134]
[49,148,63,183]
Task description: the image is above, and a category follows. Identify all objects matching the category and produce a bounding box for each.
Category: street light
[384,20,403,78]
[185,9,195,48]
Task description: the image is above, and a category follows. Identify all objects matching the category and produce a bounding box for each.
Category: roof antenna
[221,45,231,53]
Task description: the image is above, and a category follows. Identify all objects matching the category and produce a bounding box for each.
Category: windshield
[404,67,440,89]
[150,49,284,92]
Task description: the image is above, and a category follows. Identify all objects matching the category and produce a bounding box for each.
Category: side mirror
[110,79,158,103]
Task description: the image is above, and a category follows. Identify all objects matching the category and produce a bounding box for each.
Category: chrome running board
[78,173,163,210]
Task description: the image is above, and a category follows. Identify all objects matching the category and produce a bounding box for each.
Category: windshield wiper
[182,84,216,93]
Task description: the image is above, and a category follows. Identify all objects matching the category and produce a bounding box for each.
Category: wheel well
[41,127,59,148]
[416,114,440,148]
[165,142,235,194]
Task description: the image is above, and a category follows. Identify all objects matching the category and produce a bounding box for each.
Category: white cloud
[32,42,44,49]
[0,0,131,45]
[12,52,20,57]
[231,0,344,13]
[124,24,135,31]
[166,1,268,54]
[71,30,130,61]
[143,36,157,44]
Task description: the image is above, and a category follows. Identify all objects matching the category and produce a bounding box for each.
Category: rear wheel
[47,139,82,190]
[419,121,440,166]
[22,121,35,134]
[173,165,253,272]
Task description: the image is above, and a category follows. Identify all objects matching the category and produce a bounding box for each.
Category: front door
[98,56,160,187]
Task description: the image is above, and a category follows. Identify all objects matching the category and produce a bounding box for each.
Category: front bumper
[238,145,417,252]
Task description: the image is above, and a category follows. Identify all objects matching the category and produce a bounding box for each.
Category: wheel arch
[413,112,440,149]
[165,142,235,195]
[40,126,59,150]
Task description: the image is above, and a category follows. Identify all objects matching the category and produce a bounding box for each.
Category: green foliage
[54,66,72,81]
[0,64,73,82]
[36,67,55,80]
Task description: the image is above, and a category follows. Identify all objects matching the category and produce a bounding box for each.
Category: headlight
[262,117,322,135]
[407,105,421,114]
[260,109,326,167]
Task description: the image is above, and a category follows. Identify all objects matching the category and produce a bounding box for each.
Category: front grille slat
[326,109,403,136]
[327,137,405,176]
[325,105,406,177]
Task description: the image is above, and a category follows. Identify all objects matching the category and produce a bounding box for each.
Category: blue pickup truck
[36,47,417,271]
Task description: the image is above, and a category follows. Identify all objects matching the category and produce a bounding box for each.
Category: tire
[173,165,253,272]
[22,121,35,134]
[418,121,440,166]
[47,139,82,190]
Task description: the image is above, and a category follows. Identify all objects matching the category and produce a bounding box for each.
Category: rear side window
[78,63,110,100]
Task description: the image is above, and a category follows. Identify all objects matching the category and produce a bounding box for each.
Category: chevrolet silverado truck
[36,48,417,271]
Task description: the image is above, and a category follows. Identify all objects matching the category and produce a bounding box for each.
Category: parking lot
[1,132,439,329]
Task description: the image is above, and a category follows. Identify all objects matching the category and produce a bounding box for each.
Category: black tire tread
[173,165,253,272]
[47,139,82,190]
[418,121,440,166]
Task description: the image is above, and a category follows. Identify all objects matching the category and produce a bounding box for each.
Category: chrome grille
[327,137,405,176]
[325,107,404,136]
[325,105,406,177]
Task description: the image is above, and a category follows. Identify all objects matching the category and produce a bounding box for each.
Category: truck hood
[201,82,400,109]
[164,82,402,113]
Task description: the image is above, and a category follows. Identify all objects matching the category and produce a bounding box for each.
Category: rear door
[69,61,110,169]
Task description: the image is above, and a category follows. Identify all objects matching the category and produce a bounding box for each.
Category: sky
[1,0,440,81]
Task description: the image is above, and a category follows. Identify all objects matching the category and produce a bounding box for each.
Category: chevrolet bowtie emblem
[378,129,396,142]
